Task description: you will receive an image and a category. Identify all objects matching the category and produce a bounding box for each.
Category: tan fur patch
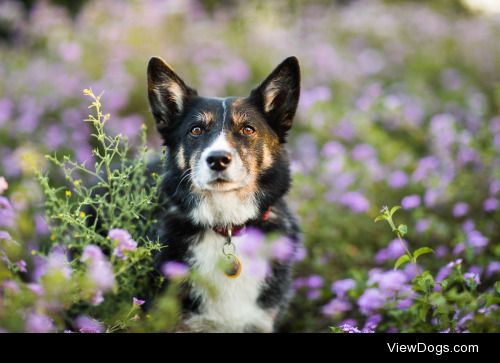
[196,110,214,124]
[153,81,184,113]
[167,81,184,112]
[176,145,186,169]
[231,110,248,125]
[263,79,282,113]
[261,145,274,170]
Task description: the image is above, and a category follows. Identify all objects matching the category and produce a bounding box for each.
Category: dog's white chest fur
[185,231,275,332]
[190,191,258,227]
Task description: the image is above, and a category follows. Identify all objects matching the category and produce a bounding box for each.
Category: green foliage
[0,90,181,332]
[375,205,434,269]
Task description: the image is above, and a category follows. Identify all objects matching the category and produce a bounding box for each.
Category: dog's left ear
[147,57,198,137]
[249,56,300,141]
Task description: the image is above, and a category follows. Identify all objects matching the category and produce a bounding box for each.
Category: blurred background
[1,0,499,332]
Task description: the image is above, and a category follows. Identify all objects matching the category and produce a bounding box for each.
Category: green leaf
[414,271,434,293]
[394,254,411,270]
[374,215,386,223]
[413,247,434,260]
[330,327,344,333]
[398,224,408,236]
[390,206,401,216]
[440,280,448,290]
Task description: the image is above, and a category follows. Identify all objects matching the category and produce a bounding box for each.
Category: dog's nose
[206,151,232,171]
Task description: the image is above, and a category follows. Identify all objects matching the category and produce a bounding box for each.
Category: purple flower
[358,288,385,315]
[464,272,480,286]
[375,239,405,264]
[331,278,356,298]
[415,219,430,233]
[0,97,14,126]
[16,260,27,273]
[401,194,420,210]
[81,245,114,303]
[271,237,294,261]
[239,227,265,257]
[469,265,482,275]
[462,219,475,233]
[424,188,439,208]
[87,258,115,292]
[42,248,72,279]
[81,244,105,263]
[321,141,345,158]
[161,261,189,279]
[378,270,408,294]
[334,119,356,140]
[25,313,55,333]
[446,259,463,269]
[388,171,408,189]
[351,144,376,161]
[224,57,250,83]
[397,298,413,309]
[452,202,469,218]
[109,229,137,259]
[321,298,351,316]
[34,214,49,235]
[483,197,499,212]
[467,230,488,251]
[306,289,321,300]
[486,261,500,277]
[367,268,384,285]
[457,313,473,331]
[306,275,324,289]
[453,243,465,256]
[133,297,145,306]
[339,191,369,213]
[292,278,306,290]
[26,283,44,296]
[403,263,420,280]
[412,156,439,182]
[490,180,500,195]
[0,230,12,242]
[75,316,104,333]
[339,323,361,333]
[364,314,382,331]
[3,280,19,293]
[0,196,15,228]
[387,239,406,258]
[293,245,307,262]
[300,86,332,109]
[91,292,104,306]
[58,41,81,62]
[435,245,449,258]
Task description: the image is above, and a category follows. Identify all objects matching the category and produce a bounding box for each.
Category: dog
[147,56,302,332]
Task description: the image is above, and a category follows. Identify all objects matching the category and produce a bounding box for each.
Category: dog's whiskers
[173,169,192,197]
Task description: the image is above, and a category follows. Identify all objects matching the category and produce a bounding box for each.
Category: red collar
[212,208,272,237]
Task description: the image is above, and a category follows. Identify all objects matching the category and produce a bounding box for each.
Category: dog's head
[147,57,300,226]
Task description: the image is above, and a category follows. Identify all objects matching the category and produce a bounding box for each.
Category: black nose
[206,151,232,171]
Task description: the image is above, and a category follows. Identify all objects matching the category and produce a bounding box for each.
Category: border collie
[147,56,302,332]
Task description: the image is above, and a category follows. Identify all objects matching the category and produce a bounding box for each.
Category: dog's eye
[190,126,203,136]
[241,126,255,136]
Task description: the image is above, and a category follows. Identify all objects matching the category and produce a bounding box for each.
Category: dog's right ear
[147,57,197,136]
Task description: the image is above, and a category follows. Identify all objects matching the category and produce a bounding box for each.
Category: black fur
[147,56,302,332]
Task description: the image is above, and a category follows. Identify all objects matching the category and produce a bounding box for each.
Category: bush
[0,90,181,332]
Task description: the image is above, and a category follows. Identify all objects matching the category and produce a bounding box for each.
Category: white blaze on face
[195,131,244,188]
[193,99,247,190]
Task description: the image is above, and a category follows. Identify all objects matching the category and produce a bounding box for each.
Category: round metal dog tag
[224,254,242,278]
